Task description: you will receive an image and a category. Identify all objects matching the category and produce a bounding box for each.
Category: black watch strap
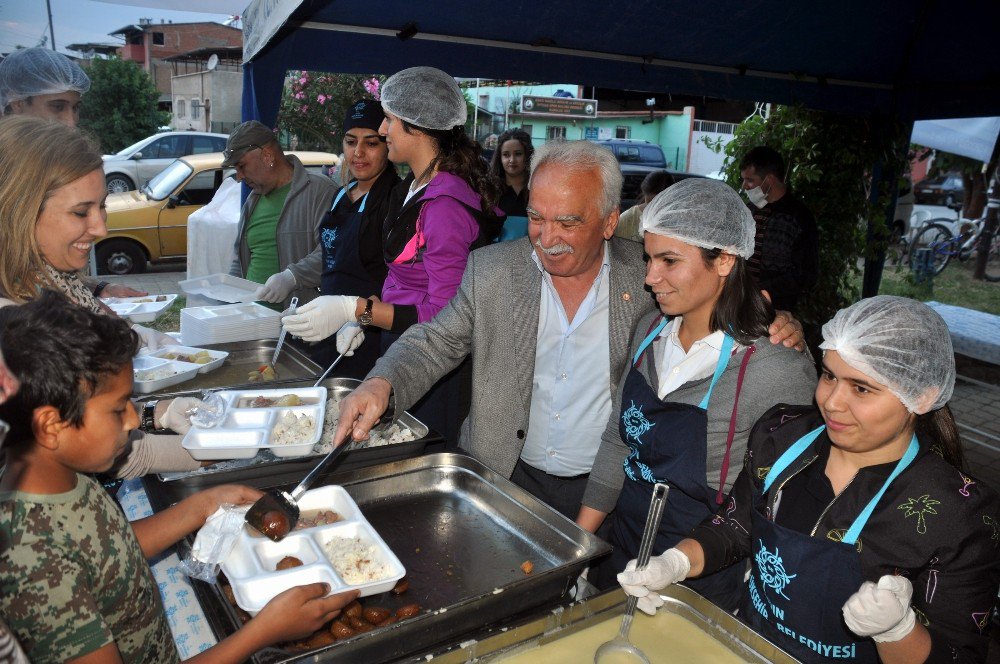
[93,281,109,297]
[141,400,160,432]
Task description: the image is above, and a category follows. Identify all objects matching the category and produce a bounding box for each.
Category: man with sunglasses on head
[223,120,337,307]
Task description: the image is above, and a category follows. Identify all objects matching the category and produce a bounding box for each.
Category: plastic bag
[180,503,249,583]
[188,390,228,429]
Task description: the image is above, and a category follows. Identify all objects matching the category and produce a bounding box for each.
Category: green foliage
[277,71,385,152]
[930,151,981,178]
[79,58,169,153]
[713,106,908,328]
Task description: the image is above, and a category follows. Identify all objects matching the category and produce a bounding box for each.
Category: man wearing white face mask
[739,147,818,313]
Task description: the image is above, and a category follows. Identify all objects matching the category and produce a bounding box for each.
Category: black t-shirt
[497,184,528,218]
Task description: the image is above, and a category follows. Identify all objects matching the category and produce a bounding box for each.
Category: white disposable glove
[281,295,357,343]
[842,575,916,643]
[132,324,174,351]
[254,269,297,303]
[617,548,691,616]
[336,322,365,357]
[156,397,204,434]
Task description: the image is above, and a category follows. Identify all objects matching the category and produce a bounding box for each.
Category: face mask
[745,183,768,208]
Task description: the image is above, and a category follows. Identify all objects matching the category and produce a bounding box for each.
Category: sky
[0,0,233,55]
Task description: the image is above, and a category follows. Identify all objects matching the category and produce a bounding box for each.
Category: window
[546,126,566,140]
[150,135,187,159]
[615,126,630,139]
[479,94,489,108]
[211,137,227,151]
[180,169,223,205]
[191,136,219,154]
[176,99,185,118]
[619,146,641,162]
[191,99,201,119]
[152,32,165,46]
[520,124,533,138]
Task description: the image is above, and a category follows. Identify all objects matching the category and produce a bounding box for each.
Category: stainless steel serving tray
[403,585,799,663]
[142,378,435,511]
[139,339,322,400]
[185,454,611,664]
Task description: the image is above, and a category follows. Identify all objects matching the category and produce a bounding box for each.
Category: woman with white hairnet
[619,295,1000,663]
[0,47,90,128]
[282,66,503,442]
[584,178,817,608]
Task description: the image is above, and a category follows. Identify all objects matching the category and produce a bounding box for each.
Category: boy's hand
[253,585,359,644]
[191,484,263,522]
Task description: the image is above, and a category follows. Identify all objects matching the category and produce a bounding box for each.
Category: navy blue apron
[742,425,919,662]
[313,183,381,379]
[600,316,746,610]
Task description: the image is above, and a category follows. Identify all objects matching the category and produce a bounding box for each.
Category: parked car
[594,139,703,209]
[914,174,964,206]
[97,151,339,275]
[102,131,229,194]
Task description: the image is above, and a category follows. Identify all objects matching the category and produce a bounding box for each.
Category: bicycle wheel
[984,229,1000,282]
[909,223,954,275]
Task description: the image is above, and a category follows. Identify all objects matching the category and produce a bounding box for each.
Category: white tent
[911,116,1000,162]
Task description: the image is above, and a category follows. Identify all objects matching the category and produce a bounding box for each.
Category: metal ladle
[594,482,669,664]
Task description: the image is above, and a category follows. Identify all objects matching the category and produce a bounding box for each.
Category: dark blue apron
[600,316,746,610]
[313,183,381,379]
[742,425,919,662]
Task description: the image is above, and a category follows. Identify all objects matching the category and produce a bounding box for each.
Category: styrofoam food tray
[145,344,228,374]
[133,354,201,394]
[221,485,405,615]
[179,273,260,303]
[103,293,177,323]
[181,387,327,460]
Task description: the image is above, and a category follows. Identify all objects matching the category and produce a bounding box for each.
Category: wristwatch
[358,298,374,327]
[141,400,160,432]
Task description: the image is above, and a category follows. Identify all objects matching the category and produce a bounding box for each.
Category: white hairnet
[640,178,756,259]
[380,66,467,131]
[820,296,955,414]
[0,48,90,109]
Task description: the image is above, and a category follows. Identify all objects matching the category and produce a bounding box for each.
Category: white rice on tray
[323,535,391,584]
[317,396,417,453]
[270,411,315,445]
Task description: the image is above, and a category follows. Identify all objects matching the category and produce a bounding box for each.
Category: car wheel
[944,194,955,207]
[96,239,147,275]
[105,173,135,194]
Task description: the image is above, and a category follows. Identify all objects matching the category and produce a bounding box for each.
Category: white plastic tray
[133,355,201,394]
[220,485,405,615]
[103,293,177,323]
[181,387,327,460]
[179,274,260,303]
[145,344,228,374]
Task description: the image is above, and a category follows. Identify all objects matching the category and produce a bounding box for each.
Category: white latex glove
[156,397,204,434]
[617,548,691,616]
[254,269,297,303]
[842,575,916,643]
[281,295,357,343]
[132,324,174,351]
[336,322,365,357]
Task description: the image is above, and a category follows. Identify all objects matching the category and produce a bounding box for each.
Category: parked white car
[102,131,229,194]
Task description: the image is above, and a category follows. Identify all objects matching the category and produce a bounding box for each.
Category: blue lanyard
[331,181,368,213]
[763,425,920,545]
[630,317,734,411]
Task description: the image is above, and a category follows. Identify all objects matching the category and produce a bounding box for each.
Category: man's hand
[102,284,148,298]
[132,324,175,351]
[768,310,805,351]
[333,378,392,444]
[189,484,263,523]
[255,269,297,304]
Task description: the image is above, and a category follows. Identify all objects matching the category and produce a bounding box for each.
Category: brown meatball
[275,556,304,571]
[391,577,409,595]
[329,620,356,640]
[347,615,374,632]
[261,510,290,540]
[304,629,336,648]
[343,600,363,618]
[395,603,422,619]
[362,607,391,625]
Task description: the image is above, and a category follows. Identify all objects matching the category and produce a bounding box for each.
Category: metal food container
[180,454,611,663]
[403,585,799,663]
[141,378,434,511]
[140,339,322,399]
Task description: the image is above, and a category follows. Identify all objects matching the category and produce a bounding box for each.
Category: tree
[277,72,384,152]
[79,58,168,153]
[712,106,908,330]
[928,151,987,219]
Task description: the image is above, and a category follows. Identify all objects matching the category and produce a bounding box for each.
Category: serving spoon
[594,482,669,664]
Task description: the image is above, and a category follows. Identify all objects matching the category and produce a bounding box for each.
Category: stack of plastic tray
[178,273,260,303]
[180,302,281,345]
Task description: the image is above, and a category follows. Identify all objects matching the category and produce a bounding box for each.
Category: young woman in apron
[620,296,1000,663]
[584,179,817,610]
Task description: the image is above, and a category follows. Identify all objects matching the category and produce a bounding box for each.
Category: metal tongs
[594,482,669,664]
[271,296,298,366]
[245,393,397,541]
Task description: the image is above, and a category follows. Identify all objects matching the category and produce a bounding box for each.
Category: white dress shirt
[653,316,734,399]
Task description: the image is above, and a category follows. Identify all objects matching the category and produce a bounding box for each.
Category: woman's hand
[131,324,174,351]
[617,548,692,615]
[281,296,358,342]
[336,323,365,357]
[102,284,148,298]
[842,576,916,642]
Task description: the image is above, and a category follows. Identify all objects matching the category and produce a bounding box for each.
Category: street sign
[521,95,598,118]
[584,127,599,140]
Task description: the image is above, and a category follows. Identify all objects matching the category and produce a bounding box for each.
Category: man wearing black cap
[224,120,337,306]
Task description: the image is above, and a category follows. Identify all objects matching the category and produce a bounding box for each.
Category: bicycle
[907,215,1000,281]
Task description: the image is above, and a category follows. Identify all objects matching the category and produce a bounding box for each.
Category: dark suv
[596,139,702,209]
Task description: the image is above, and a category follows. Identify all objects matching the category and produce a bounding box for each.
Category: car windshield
[114,135,154,157]
[145,159,193,200]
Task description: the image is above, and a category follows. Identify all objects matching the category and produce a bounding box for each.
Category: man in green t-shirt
[224,121,336,308]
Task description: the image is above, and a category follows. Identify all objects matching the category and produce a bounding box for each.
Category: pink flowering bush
[277,71,386,151]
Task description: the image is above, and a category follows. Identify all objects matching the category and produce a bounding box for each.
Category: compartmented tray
[222,485,405,616]
[103,293,177,323]
[133,354,201,394]
[145,345,229,374]
[179,273,260,303]
[181,387,327,460]
[166,454,611,664]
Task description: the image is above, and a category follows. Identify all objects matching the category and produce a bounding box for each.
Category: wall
[172,69,242,132]
[688,119,737,176]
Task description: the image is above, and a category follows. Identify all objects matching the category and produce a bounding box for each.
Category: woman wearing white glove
[619,297,999,663]
[255,268,297,304]
[131,323,174,351]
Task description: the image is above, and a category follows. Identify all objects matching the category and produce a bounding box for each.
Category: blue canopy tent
[239,0,1000,294]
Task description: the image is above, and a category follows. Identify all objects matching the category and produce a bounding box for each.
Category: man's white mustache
[534,239,574,256]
